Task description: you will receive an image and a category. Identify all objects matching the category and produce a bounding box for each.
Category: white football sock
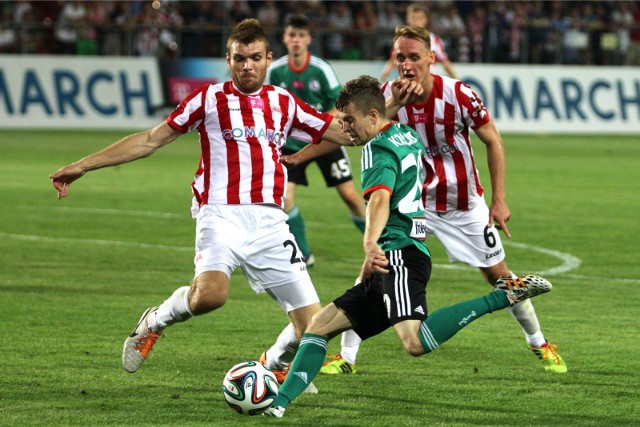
[525,331,547,348]
[264,323,299,370]
[340,330,362,365]
[151,285,193,332]
[502,272,546,347]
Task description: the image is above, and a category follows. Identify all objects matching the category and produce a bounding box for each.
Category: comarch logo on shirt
[221,126,286,144]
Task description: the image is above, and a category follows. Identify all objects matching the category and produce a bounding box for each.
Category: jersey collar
[288,52,311,73]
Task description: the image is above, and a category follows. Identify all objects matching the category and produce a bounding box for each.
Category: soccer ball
[222,361,279,416]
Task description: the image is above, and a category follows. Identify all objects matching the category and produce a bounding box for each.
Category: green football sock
[271,333,327,409]
[419,290,510,353]
[351,215,366,233]
[287,206,311,257]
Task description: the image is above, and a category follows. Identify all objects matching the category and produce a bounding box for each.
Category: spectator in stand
[611,1,635,65]
[13,0,33,25]
[582,2,606,65]
[54,0,88,54]
[484,3,508,62]
[627,1,640,65]
[12,0,51,53]
[349,0,377,60]
[257,0,280,28]
[87,2,110,41]
[528,1,552,64]
[504,1,528,63]
[381,3,458,81]
[435,4,466,62]
[228,0,252,26]
[76,1,110,55]
[376,2,403,58]
[354,1,377,31]
[105,1,136,56]
[0,7,17,53]
[548,1,569,64]
[134,1,181,58]
[181,1,220,57]
[325,1,354,59]
[562,5,587,64]
[134,2,164,57]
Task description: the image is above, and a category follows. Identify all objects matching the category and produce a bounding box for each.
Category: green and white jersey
[361,123,430,256]
[267,53,342,152]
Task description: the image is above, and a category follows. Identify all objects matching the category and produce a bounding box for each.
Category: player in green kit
[264,76,554,418]
[267,14,366,266]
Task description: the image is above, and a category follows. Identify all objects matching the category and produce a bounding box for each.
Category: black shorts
[333,244,431,341]
[283,146,353,187]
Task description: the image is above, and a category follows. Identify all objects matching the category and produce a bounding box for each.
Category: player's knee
[188,281,228,314]
[189,291,226,314]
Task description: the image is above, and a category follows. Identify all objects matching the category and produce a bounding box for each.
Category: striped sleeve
[288,93,333,144]
[167,83,208,132]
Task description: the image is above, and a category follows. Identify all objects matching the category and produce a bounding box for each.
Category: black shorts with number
[333,244,432,341]
[283,146,353,187]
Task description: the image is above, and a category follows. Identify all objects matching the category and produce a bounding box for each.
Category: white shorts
[193,204,319,311]
[425,199,506,268]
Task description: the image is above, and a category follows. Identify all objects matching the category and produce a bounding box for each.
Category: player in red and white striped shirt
[50,19,351,378]
[322,25,566,375]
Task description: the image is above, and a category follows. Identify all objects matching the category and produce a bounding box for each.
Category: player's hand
[390,78,424,106]
[359,242,389,279]
[489,199,511,238]
[281,154,298,168]
[49,164,85,199]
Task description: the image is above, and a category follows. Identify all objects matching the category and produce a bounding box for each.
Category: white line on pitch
[7,207,586,275]
[3,232,637,284]
[0,233,192,251]
[503,241,582,275]
[16,205,185,219]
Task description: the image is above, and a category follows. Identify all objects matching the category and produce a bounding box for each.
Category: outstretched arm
[281,139,340,168]
[474,120,511,238]
[49,122,182,199]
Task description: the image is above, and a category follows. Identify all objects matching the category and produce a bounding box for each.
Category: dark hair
[227,18,270,53]
[393,25,432,51]
[285,14,311,31]
[336,75,385,116]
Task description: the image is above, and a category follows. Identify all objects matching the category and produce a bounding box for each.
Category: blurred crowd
[1,0,639,65]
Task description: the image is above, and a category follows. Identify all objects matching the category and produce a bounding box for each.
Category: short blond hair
[393,25,432,51]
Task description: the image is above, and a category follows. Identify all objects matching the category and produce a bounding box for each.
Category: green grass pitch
[1,130,639,426]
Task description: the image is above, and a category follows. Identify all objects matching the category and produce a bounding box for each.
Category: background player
[267,14,366,267]
[380,4,458,81]
[265,75,552,418]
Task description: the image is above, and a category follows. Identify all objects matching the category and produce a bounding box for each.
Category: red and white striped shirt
[383,74,491,212]
[430,32,450,65]
[167,81,332,212]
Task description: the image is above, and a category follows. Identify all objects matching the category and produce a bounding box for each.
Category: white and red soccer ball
[222,361,279,416]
